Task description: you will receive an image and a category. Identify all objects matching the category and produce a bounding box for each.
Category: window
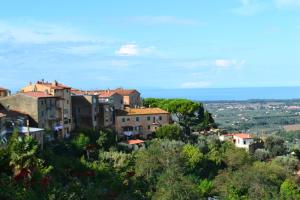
[243,140,246,145]
[147,116,151,121]
[67,100,69,104]
[78,108,81,113]
[41,111,44,117]
[159,116,162,121]
[122,118,125,122]
[136,117,139,121]
[127,118,130,121]
[148,125,151,130]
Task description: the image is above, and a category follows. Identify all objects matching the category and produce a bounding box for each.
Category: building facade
[72,95,100,129]
[0,87,10,97]
[113,88,142,108]
[115,107,170,138]
[99,102,115,128]
[219,133,254,150]
[98,91,124,110]
[0,92,60,131]
[0,112,6,135]
[21,80,72,135]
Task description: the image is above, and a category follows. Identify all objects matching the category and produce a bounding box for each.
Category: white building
[219,133,254,150]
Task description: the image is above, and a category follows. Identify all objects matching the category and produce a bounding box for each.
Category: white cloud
[215,59,246,69]
[121,16,199,26]
[115,44,155,57]
[116,44,139,56]
[275,0,300,8]
[180,81,212,88]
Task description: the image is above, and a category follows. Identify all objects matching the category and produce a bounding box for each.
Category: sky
[0,0,300,91]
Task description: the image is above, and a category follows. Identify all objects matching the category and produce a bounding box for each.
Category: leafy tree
[143,98,214,134]
[253,148,270,161]
[198,179,213,198]
[135,139,184,193]
[71,133,90,152]
[9,135,51,177]
[155,124,183,140]
[96,131,107,149]
[280,179,300,200]
[264,136,287,157]
[272,155,298,173]
[181,144,203,170]
[223,146,252,170]
[152,167,199,200]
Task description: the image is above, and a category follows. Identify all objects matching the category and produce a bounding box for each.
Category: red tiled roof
[233,133,252,139]
[35,81,71,89]
[0,87,8,91]
[116,107,169,116]
[98,91,117,98]
[22,92,55,98]
[114,88,139,96]
[127,139,144,145]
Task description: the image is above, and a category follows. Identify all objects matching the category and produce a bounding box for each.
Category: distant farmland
[283,124,300,132]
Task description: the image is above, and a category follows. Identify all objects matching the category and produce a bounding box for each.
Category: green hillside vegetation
[0,99,300,199]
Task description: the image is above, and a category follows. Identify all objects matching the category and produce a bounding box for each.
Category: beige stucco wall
[0,94,39,123]
[22,83,73,133]
[0,94,60,130]
[115,113,170,136]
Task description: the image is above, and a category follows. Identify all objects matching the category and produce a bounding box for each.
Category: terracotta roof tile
[22,92,56,98]
[233,133,252,139]
[127,139,144,145]
[98,91,117,98]
[116,107,169,116]
[0,87,8,91]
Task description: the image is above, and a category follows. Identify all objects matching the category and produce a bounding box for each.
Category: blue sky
[0,0,300,91]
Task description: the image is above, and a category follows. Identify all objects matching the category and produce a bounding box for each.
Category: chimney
[52,80,58,86]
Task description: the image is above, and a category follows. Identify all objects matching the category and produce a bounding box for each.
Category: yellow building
[21,80,72,136]
[115,107,170,138]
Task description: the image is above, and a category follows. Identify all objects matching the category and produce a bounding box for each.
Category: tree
[272,155,298,173]
[152,167,199,200]
[198,179,213,198]
[155,124,183,140]
[9,135,52,184]
[135,140,184,192]
[253,148,270,161]
[143,98,214,135]
[72,133,90,152]
[181,144,203,170]
[265,136,287,157]
[280,179,300,200]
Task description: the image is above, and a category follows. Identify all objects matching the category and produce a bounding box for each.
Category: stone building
[115,107,170,138]
[0,87,10,97]
[0,92,60,131]
[113,88,142,108]
[21,80,72,135]
[72,94,100,129]
[99,102,115,128]
[98,91,124,110]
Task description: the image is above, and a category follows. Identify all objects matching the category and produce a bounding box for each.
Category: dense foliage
[1,99,300,199]
[143,98,216,134]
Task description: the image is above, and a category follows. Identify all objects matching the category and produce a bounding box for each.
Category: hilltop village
[0,80,172,146]
[1,81,300,199]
